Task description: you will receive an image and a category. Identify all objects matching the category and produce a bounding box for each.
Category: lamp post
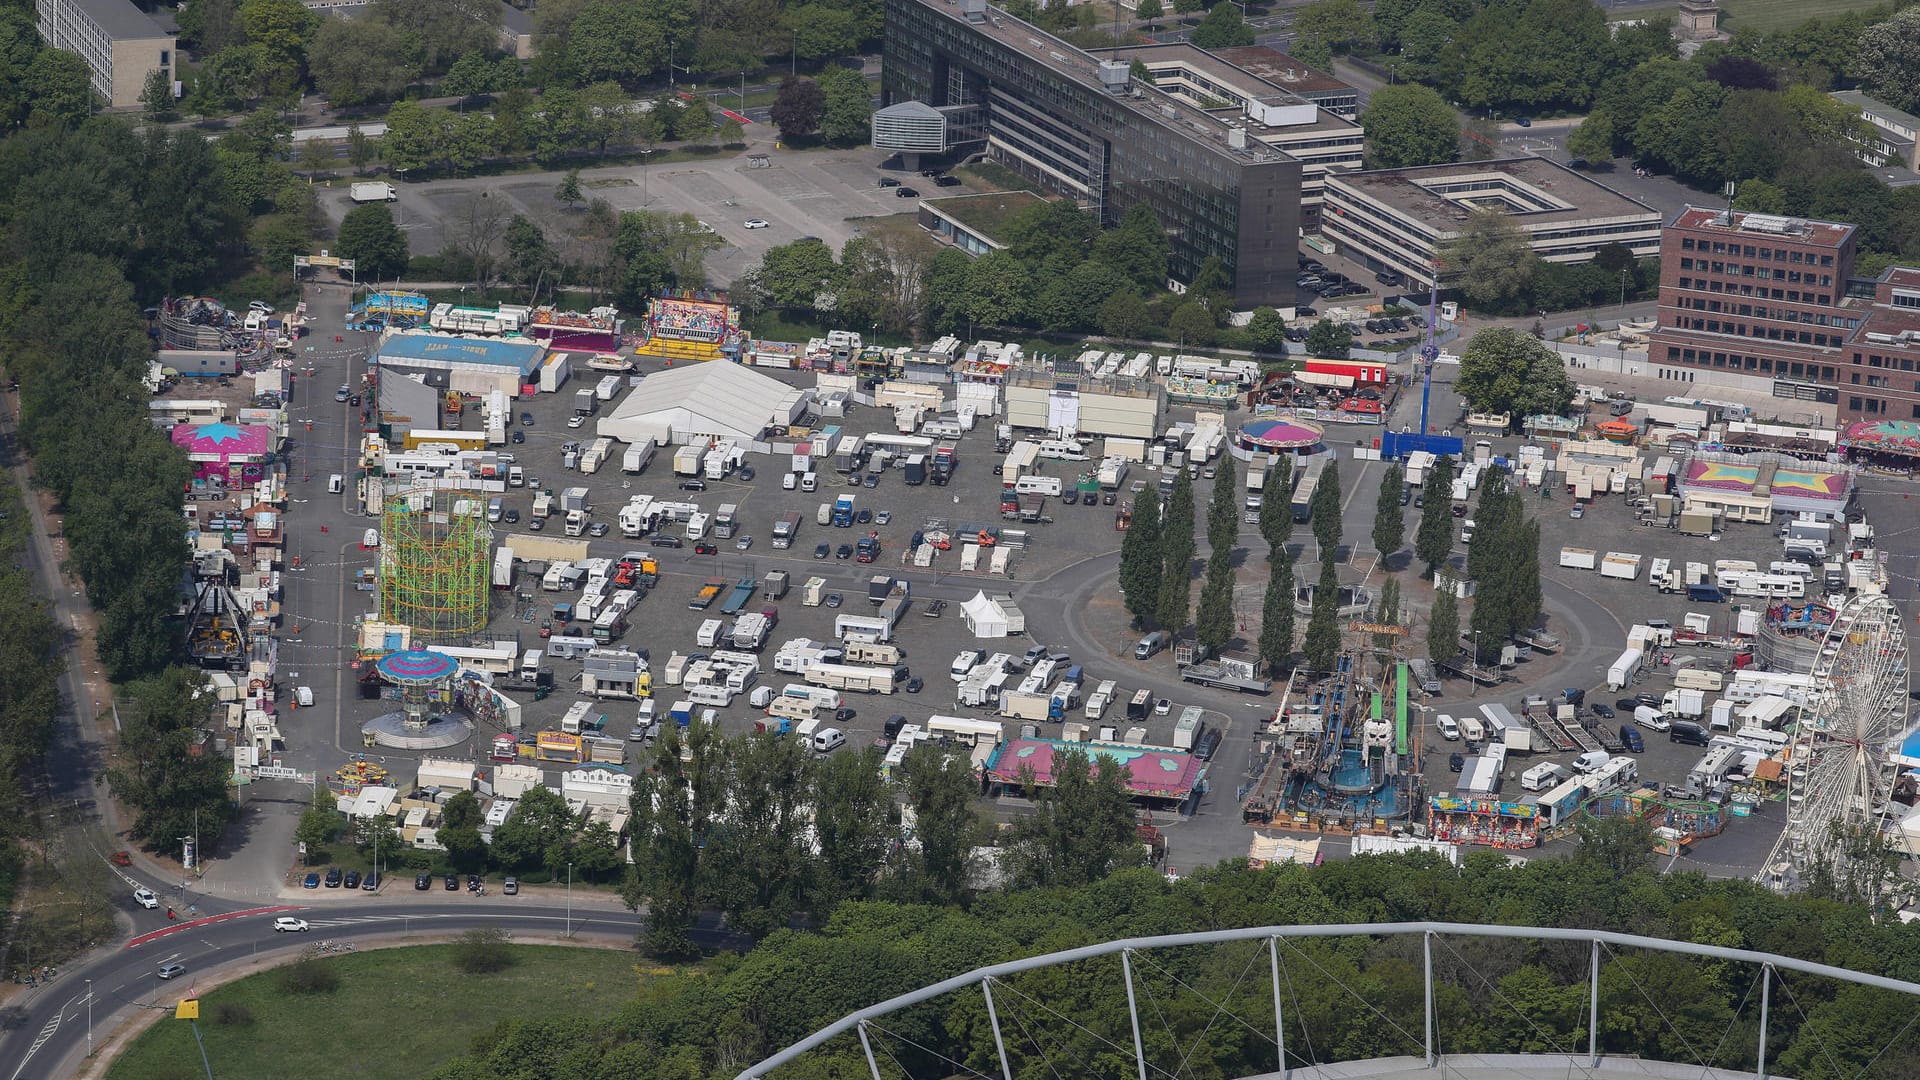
[566,862,574,938]
[86,978,92,1049]
[1470,629,1482,697]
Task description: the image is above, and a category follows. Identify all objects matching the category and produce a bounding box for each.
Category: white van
[1572,750,1612,775]
[1435,715,1460,741]
[508,466,524,487]
[1459,715,1485,745]
[951,649,984,680]
[810,727,847,753]
[801,471,818,492]
[294,686,315,707]
[1520,762,1567,792]
[327,474,344,494]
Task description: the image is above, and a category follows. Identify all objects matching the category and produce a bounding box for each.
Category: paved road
[3,897,661,1080]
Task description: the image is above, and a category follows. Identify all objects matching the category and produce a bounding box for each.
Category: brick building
[1843,267,1920,423]
[1646,207,1857,409]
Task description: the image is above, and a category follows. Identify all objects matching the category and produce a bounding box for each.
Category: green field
[1615,0,1890,33]
[105,944,655,1080]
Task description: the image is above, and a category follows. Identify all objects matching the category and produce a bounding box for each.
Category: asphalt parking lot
[335,357,1214,764]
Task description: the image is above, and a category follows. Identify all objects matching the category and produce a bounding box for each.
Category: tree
[1415,455,1457,575]
[771,76,825,139]
[1294,0,1376,53]
[1135,0,1164,25]
[888,746,982,904]
[294,788,340,863]
[1427,588,1459,663]
[1574,815,1655,878]
[963,251,1033,329]
[26,50,93,128]
[1192,5,1257,49]
[1309,457,1343,557]
[1565,110,1614,161]
[442,790,483,830]
[1257,562,1295,671]
[369,0,500,73]
[1003,749,1145,889]
[705,733,814,938]
[555,169,584,211]
[818,64,874,146]
[1118,483,1163,624]
[1360,84,1460,169]
[1246,306,1287,353]
[140,68,175,123]
[1856,8,1920,113]
[1195,547,1236,651]
[1455,326,1575,425]
[336,203,409,281]
[308,14,418,106]
[672,97,714,142]
[346,123,376,174]
[240,0,321,84]
[567,0,669,83]
[1206,451,1238,556]
[719,117,745,146]
[490,786,574,873]
[1258,456,1293,557]
[503,214,556,294]
[787,3,863,60]
[1302,554,1342,671]
[1169,301,1216,347]
[1156,470,1197,632]
[811,747,895,912]
[1370,576,1402,651]
[1441,210,1536,310]
[445,189,509,286]
[1373,463,1405,559]
[440,52,497,99]
[1305,320,1352,359]
[760,237,841,312]
[298,136,331,176]
[623,721,725,957]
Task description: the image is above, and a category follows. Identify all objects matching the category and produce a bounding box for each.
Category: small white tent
[961,590,1010,638]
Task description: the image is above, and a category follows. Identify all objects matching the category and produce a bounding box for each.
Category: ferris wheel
[1760,593,1910,892]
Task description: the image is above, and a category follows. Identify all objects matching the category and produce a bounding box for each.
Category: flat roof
[375,333,546,372]
[1668,205,1855,248]
[1203,45,1355,97]
[1329,157,1658,227]
[1832,90,1920,133]
[911,0,1266,165]
[1110,43,1357,135]
[497,0,532,33]
[64,0,169,40]
[922,190,1049,241]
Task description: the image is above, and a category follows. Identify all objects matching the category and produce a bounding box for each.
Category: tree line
[620,722,1145,957]
[740,197,1295,350]
[1407,452,1545,667]
[169,0,882,117]
[425,837,1920,1080]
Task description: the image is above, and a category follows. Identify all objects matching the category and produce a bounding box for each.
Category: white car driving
[272,916,311,933]
[743,218,770,229]
[132,887,159,909]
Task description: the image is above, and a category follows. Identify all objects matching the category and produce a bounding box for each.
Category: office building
[1840,268,1920,423]
[1646,207,1856,408]
[1830,90,1920,172]
[1320,158,1661,290]
[35,0,174,109]
[882,0,1303,307]
[1115,44,1363,228]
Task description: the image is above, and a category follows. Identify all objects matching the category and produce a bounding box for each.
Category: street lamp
[566,862,573,938]
[1470,629,1482,697]
[86,978,92,1049]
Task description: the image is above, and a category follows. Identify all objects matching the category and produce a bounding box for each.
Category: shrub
[279,959,340,995]
[454,927,513,974]
[212,1002,254,1026]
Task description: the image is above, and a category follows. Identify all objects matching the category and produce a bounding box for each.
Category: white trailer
[621,438,657,474]
[1599,552,1642,580]
[1558,547,1597,571]
[834,613,893,643]
[1084,679,1117,720]
[806,663,897,695]
[492,547,515,589]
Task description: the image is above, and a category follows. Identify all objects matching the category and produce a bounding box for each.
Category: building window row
[1679,237,1836,266]
[1668,346,1837,380]
[1672,277,1832,305]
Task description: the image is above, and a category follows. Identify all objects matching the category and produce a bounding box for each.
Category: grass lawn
[105,944,656,1080]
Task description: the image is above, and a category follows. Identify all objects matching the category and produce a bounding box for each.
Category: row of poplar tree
[1115,449,1541,675]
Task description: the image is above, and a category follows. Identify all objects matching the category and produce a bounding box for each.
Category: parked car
[814,542,831,559]
[362,872,381,891]
[415,872,433,890]
[303,872,321,889]
[856,508,873,523]
[895,187,919,198]
[1589,703,1616,719]
[504,877,519,895]
[444,873,459,891]
[924,598,946,618]
[905,676,924,693]
[680,478,707,492]
[654,535,683,548]
[735,536,753,550]
[863,473,879,488]
[1448,752,1465,772]
[589,522,611,537]
[343,870,361,889]
[511,429,525,444]
[503,509,520,524]
[324,867,343,888]
[825,593,843,607]
[1619,725,1645,753]
[836,543,854,559]
[519,412,534,426]
[743,218,770,229]
[879,177,902,187]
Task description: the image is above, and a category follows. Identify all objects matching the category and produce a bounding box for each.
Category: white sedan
[273,917,311,933]
[743,218,770,229]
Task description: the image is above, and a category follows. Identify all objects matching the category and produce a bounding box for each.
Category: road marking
[8,1013,61,1080]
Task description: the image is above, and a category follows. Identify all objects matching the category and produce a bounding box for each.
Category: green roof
[924,191,1050,244]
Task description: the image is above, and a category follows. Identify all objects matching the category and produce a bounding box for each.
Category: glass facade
[883,0,1300,306]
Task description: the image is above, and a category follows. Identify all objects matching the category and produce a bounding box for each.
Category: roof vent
[1228,128,1247,150]
[962,0,987,20]
[1096,60,1129,93]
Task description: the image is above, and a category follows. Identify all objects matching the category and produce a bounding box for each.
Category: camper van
[1520,762,1568,792]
